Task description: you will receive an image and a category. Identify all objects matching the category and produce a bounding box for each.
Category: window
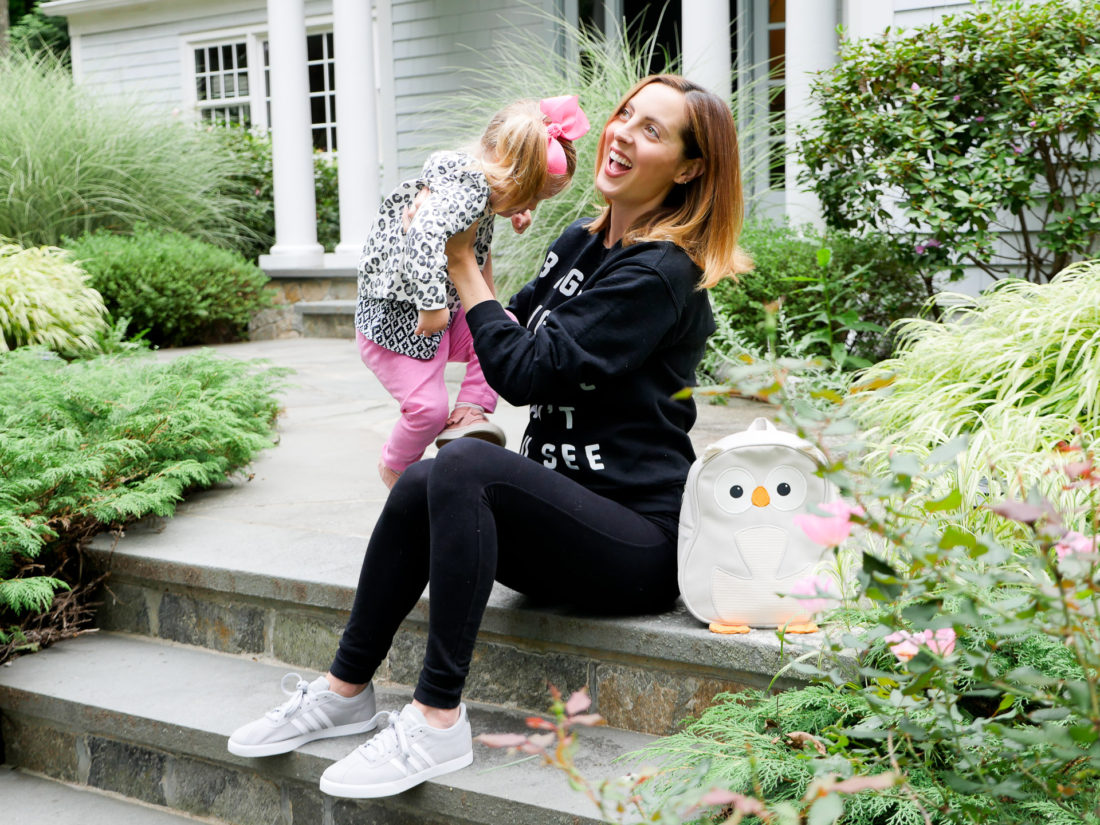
[188,29,337,152]
[263,32,337,153]
[194,41,251,127]
[766,0,786,189]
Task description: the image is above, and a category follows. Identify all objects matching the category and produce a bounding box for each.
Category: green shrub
[0,347,285,661]
[66,226,273,348]
[0,238,109,356]
[706,220,930,369]
[0,51,255,250]
[213,126,340,260]
[8,7,70,65]
[797,0,1100,285]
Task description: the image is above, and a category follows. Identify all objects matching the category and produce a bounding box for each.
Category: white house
[40,0,987,280]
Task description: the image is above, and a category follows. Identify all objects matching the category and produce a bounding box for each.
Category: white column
[844,0,893,43]
[260,0,323,269]
[682,0,732,101]
[331,0,379,264]
[784,0,838,226]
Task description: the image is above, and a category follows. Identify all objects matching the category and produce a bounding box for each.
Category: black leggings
[329,438,680,708]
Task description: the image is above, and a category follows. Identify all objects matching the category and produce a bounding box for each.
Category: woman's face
[595,82,699,213]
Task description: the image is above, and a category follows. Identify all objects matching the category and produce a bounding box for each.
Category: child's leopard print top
[355,150,494,360]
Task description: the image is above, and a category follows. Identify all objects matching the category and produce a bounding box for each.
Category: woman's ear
[675,158,704,185]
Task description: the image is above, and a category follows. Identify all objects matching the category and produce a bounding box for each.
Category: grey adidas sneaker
[318,703,473,798]
[228,673,377,757]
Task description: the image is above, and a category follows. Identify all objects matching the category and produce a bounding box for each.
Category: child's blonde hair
[479,99,578,214]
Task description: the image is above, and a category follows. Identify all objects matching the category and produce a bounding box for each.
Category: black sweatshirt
[465,219,716,517]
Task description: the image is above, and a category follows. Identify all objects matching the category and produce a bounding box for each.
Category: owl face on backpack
[677,418,835,628]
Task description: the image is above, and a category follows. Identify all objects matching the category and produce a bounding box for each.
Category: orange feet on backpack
[434,404,506,449]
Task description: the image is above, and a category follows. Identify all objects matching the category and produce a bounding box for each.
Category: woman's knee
[429,439,506,491]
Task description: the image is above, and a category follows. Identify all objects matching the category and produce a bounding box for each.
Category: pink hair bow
[540,95,590,175]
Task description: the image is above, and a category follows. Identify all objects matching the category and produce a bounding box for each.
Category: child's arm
[510,210,533,234]
[415,307,450,336]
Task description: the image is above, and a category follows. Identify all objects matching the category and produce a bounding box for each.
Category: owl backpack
[678,418,837,629]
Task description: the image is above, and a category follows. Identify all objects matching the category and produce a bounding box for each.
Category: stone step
[1,766,215,825]
[0,632,655,825]
[87,517,813,737]
[294,299,356,339]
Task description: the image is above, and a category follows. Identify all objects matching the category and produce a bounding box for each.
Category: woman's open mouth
[606,148,633,176]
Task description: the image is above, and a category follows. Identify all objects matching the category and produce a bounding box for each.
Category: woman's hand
[416,307,450,336]
[445,222,479,268]
[444,222,494,312]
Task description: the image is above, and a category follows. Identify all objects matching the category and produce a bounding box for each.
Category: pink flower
[975,116,985,123]
[1055,530,1096,560]
[793,501,866,547]
[952,94,961,102]
[910,82,921,93]
[926,627,957,656]
[885,628,956,663]
[885,630,923,662]
[786,574,841,614]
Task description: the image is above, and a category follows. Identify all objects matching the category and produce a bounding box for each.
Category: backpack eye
[714,468,754,514]
[765,466,808,511]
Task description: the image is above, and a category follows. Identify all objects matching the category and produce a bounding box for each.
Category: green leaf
[807,793,844,825]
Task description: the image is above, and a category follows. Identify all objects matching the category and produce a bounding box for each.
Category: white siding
[388,0,557,178]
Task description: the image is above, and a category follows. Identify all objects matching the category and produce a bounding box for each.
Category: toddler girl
[355,95,589,488]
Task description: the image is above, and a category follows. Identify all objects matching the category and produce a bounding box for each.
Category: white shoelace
[356,710,408,762]
[266,672,316,721]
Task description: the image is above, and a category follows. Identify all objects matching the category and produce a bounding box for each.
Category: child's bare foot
[434,404,506,449]
[378,460,400,490]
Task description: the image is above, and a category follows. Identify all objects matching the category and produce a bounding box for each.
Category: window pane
[312,127,327,151]
[311,95,326,124]
[196,76,207,100]
[195,50,206,73]
[309,63,325,92]
[328,63,335,90]
[222,44,233,68]
[307,32,322,62]
[331,128,337,152]
[224,74,236,97]
[236,42,247,67]
[770,0,785,23]
[209,47,220,71]
[769,28,785,78]
[325,32,333,57]
[238,72,249,96]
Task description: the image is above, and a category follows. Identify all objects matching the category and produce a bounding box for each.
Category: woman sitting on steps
[227,73,753,800]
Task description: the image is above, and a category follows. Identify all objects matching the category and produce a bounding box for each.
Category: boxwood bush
[66,226,273,348]
[706,219,930,368]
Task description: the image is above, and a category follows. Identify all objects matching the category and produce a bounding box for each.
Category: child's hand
[416,307,449,336]
[510,210,533,234]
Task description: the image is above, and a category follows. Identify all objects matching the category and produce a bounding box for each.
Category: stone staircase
[249,266,358,340]
[0,338,807,825]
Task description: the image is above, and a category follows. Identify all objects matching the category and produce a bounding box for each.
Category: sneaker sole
[434,424,506,449]
[318,749,474,798]
[227,718,379,758]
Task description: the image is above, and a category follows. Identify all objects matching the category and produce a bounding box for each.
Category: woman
[227,74,752,799]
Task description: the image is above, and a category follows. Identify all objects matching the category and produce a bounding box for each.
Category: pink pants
[357,307,498,473]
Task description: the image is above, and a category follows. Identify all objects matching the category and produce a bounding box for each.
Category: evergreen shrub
[0,347,285,661]
[67,226,273,347]
[0,238,108,356]
[706,220,929,370]
[798,0,1100,285]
